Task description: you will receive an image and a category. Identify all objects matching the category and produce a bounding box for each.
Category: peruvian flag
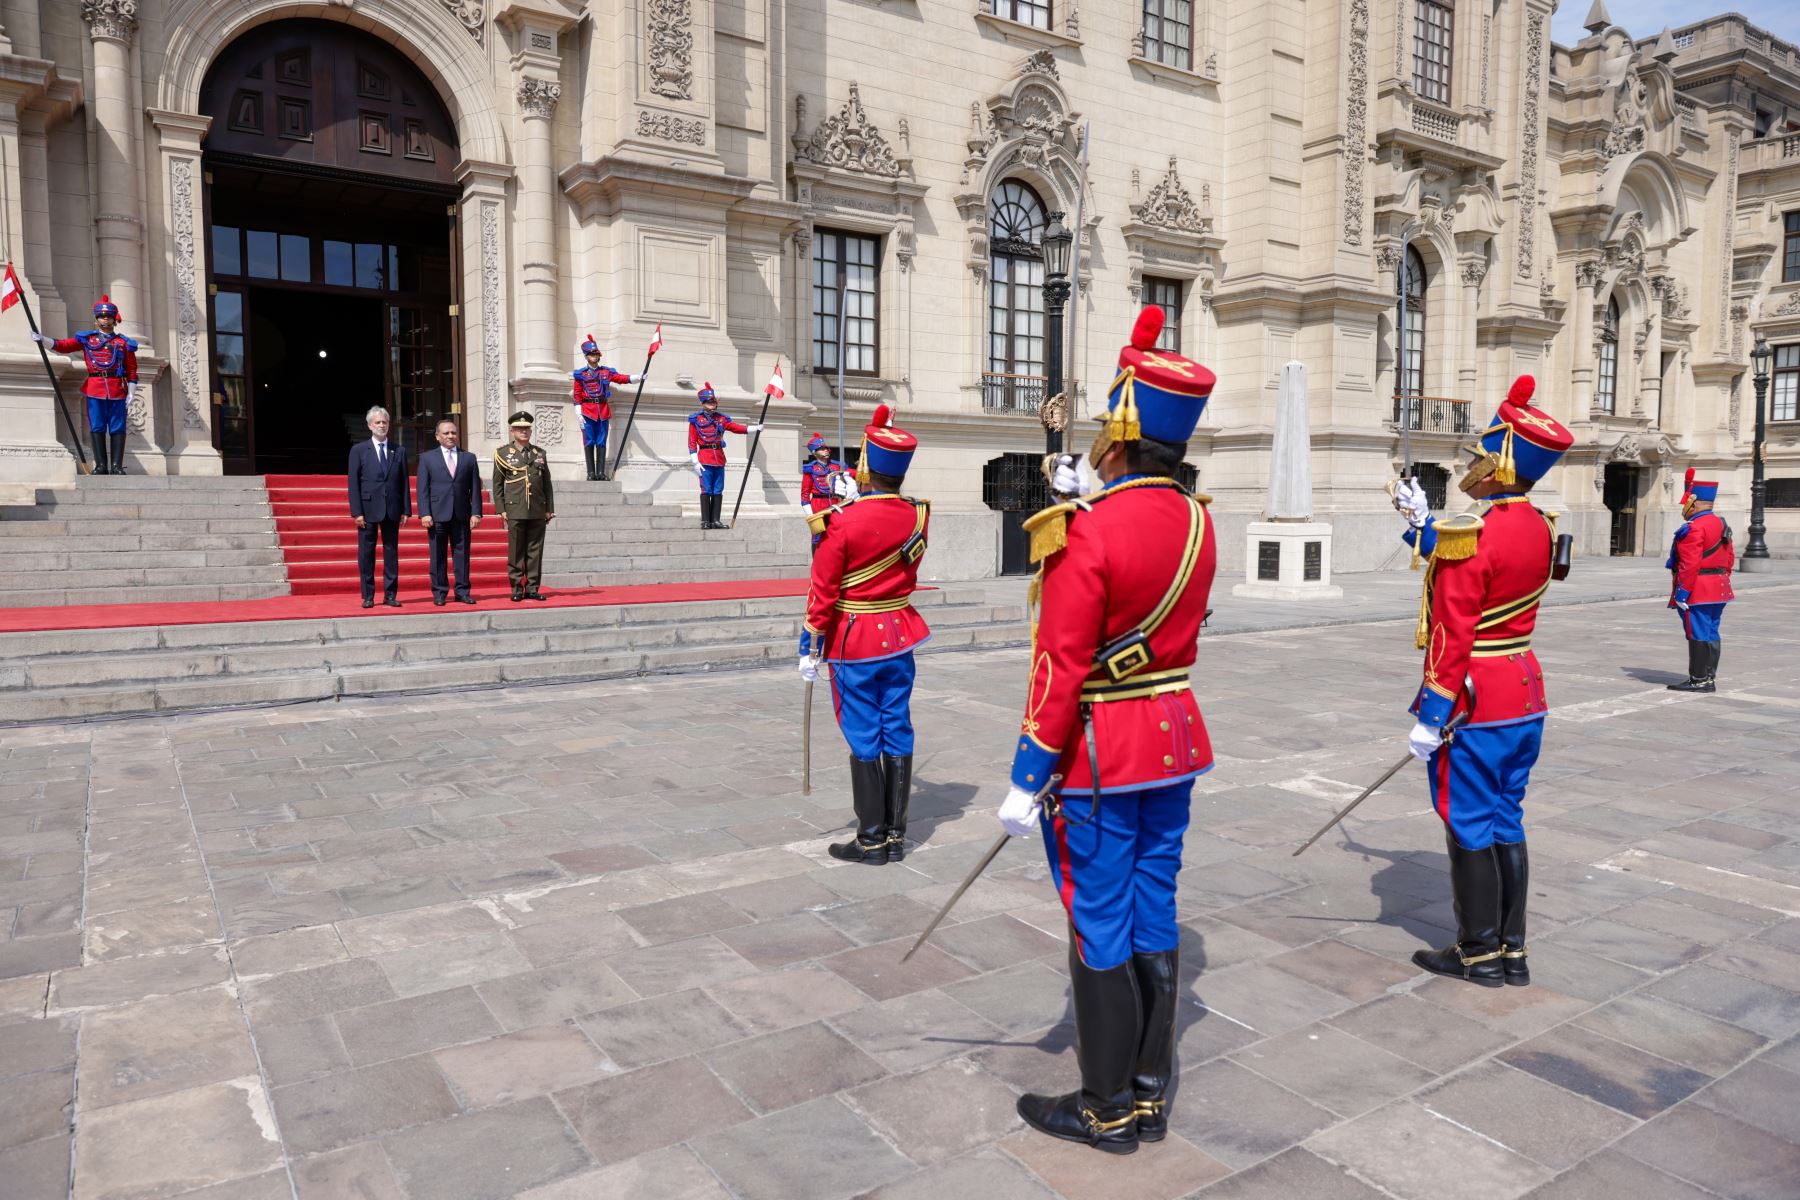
[765,361,786,400]
[0,263,22,314]
[647,323,663,356]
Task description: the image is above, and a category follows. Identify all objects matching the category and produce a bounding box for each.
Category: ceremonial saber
[14,281,90,473]
[608,343,658,480]
[902,773,1062,963]
[1293,702,1474,857]
[728,367,779,528]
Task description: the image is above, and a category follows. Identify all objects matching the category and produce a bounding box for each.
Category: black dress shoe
[384,598,402,608]
[511,588,524,602]
[525,590,547,601]
[433,597,446,606]
[455,595,476,604]
[362,599,374,609]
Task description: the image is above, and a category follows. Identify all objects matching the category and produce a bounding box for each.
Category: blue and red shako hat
[1681,468,1718,504]
[698,381,716,403]
[857,404,917,482]
[1104,306,1215,445]
[1471,376,1573,486]
[580,334,599,356]
[807,432,828,454]
[93,295,119,319]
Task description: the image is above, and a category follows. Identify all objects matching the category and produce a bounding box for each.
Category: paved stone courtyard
[4,578,1800,1199]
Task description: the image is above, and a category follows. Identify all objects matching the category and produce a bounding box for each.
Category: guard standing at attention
[492,410,555,602]
[800,433,855,552]
[1392,375,1572,990]
[571,335,630,481]
[31,295,137,475]
[687,383,763,529]
[998,306,1216,1155]
[1665,468,1734,693]
[799,405,929,865]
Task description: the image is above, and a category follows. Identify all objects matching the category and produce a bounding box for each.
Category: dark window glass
[1773,343,1800,422]
[1145,277,1183,351]
[214,333,246,375]
[1398,246,1427,417]
[1767,478,1800,508]
[1784,211,1800,283]
[812,230,880,375]
[279,234,310,283]
[323,240,354,287]
[211,226,241,276]
[1596,296,1620,415]
[213,291,244,335]
[246,230,279,279]
[1142,0,1194,70]
[355,243,385,290]
[988,181,1047,381]
[996,0,1051,30]
[1414,0,1454,105]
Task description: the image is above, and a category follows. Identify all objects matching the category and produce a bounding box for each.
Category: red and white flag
[0,263,22,314]
[647,323,663,356]
[765,361,786,400]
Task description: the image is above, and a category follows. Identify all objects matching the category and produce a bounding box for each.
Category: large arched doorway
[200,19,461,473]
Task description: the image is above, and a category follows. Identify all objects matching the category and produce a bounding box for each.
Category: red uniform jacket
[804,492,931,662]
[688,411,747,466]
[1010,479,1216,795]
[1413,496,1555,729]
[1667,511,1735,607]
[801,459,847,513]
[571,366,630,421]
[54,331,137,400]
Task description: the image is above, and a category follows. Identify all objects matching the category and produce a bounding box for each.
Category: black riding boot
[110,432,126,475]
[1494,840,1530,986]
[1018,940,1141,1154]
[1129,949,1179,1141]
[882,754,913,860]
[90,432,109,475]
[1412,831,1505,987]
[583,444,597,481]
[829,756,890,863]
[1669,640,1711,691]
[596,443,610,481]
[708,494,725,529]
[1704,641,1721,690]
[698,494,712,529]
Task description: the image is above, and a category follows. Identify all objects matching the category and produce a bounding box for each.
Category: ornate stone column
[1572,258,1602,415]
[514,74,562,377]
[1637,282,1664,421]
[1458,257,1487,395]
[456,161,515,460]
[149,109,221,474]
[81,0,146,339]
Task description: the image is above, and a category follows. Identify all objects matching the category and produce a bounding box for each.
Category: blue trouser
[1039,781,1193,971]
[828,653,916,759]
[88,396,126,435]
[1428,719,1544,851]
[582,416,609,449]
[1680,602,1725,642]
[699,463,724,496]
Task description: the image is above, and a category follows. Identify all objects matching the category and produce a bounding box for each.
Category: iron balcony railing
[982,372,1046,413]
[1391,392,1474,435]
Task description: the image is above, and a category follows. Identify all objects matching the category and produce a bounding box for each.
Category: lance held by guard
[1387,375,1573,988]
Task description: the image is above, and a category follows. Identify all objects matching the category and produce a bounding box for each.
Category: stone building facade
[0,0,1796,566]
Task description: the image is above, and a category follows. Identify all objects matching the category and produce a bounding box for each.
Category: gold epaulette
[1022,498,1092,564]
[805,498,849,537]
[1431,513,1484,562]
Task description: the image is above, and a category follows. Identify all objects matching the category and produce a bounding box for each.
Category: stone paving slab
[1,575,1798,1197]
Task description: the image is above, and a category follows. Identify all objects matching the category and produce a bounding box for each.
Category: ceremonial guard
[686,384,762,529]
[799,405,929,865]
[998,306,1216,1155]
[1392,375,1572,989]
[31,295,136,474]
[1664,469,1734,693]
[800,433,855,552]
[571,335,630,481]
[492,411,555,602]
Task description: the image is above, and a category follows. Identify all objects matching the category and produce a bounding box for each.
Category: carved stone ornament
[1575,258,1605,289]
[1131,157,1207,234]
[1517,10,1544,279]
[1375,244,1400,273]
[637,110,706,145]
[81,0,138,41]
[439,0,485,43]
[481,202,504,439]
[1776,291,1800,316]
[1039,391,1070,434]
[532,403,565,447]
[1730,301,1748,359]
[1598,122,1645,164]
[647,0,695,102]
[517,78,561,120]
[1461,260,1488,288]
[799,84,903,178]
[1539,257,1558,305]
[171,160,206,432]
[1021,50,1059,80]
[1343,0,1370,247]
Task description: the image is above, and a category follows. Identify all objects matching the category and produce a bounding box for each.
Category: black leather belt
[1699,567,1728,576]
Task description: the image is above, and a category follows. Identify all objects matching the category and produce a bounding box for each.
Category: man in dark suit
[347,406,411,608]
[416,418,483,606]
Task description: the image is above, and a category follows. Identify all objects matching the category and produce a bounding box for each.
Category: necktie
[377,443,386,467]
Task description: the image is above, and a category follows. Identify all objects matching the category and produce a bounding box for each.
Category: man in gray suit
[347,406,410,608]
[416,419,483,605]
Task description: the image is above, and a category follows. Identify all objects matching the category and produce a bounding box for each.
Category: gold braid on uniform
[492,448,535,504]
[1414,514,1484,650]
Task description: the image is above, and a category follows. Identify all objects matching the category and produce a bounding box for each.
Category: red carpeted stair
[266,474,514,595]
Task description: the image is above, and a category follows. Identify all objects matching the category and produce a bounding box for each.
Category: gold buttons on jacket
[1160,721,1170,732]
[1163,755,1174,767]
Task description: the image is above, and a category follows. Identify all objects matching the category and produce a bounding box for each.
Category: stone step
[0,518,277,536]
[8,503,274,521]
[0,548,286,571]
[0,565,291,590]
[0,584,290,608]
[38,489,274,508]
[57,476,273,490]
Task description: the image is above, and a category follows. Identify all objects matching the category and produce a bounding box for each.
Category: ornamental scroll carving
[532,403,565,447]
[799,84,902,177]
[439,0,485,43]
[480,202,503,439]
[171,160,205,431]
[81,0,137,41]
[1021,50,1060,80]
[1776,291,1800,316]
[1517,10,1544,279]
[1132,157,1207,233]
[1343,0,1370,247]
[1717,136,1738,342]
[517,78,561,120]
[647,0,695,101]
[637,111,705,145]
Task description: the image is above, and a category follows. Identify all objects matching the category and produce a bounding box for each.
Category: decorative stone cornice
[795,84,904,178]
[517,77,561,119]
[81,0,137,43]
[647,0,694,101]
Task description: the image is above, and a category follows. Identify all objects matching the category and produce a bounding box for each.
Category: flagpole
[609,331,659,479]
[729,365,779,528]
[10,270,90,473]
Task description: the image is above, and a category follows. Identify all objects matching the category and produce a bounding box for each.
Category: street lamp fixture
[1744,335,1773,564]
[1041,212,1074,455]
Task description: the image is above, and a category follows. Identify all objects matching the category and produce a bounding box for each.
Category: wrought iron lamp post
[1041,212,1074,455]
[1743,336,1773,566]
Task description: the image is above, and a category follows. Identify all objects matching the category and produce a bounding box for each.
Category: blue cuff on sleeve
[798,629,813,656]
[1674,589,1690,605]
[1404,516,1438,557]
[1413,684,1457,728]
[1009,736,1060,792]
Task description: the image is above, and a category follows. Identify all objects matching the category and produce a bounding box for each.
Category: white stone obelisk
[1233,361,1343,599]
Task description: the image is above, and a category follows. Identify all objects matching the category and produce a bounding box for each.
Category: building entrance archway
[199,19,461,474]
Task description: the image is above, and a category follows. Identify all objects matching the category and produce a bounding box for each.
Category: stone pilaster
[513,74,562,378]
[148,108,220,475]
[81,0,147,343]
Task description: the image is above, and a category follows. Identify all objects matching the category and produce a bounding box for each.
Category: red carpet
[0,578,814,634]
[266,474,515,595]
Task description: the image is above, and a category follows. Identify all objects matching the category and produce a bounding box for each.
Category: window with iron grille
[1141,0,1194,71]
[1596,296,1620,415]
[812,230,879,376]
[988,182,1047,411]
[1774,343,1800,422]
[1144,277,1183,352]
[1397,246,1427,420]
[1768,478,1800,508]
[994,0,1052,30]
[1413,0,1454,105]
[1784,211,1800,283]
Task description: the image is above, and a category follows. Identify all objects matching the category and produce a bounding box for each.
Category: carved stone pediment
[792,84,908,179]
[1128,157,1209,235]
[1600,431,1678,464]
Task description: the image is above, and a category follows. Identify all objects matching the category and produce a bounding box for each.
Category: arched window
[1396,246,1428,428]
[1596,296,1620,415]
[985,181,1048,411]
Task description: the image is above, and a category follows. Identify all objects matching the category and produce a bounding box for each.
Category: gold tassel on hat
[1494,424,1518,486]
[1105,367,1142,444]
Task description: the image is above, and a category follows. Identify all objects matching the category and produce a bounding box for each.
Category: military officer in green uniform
[492,410,556,602]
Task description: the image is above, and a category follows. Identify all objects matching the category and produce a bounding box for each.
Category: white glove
[127,383,138,405]
[690,454,703,476]
[997,784,1043,839]
[745,424,764,434]
[1407,721,1443,762]
[833,475,859,501]
[28,331,47,345]
[1394,478,1430,529]
[1050,453,1099,497]
[798,654,818,684]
